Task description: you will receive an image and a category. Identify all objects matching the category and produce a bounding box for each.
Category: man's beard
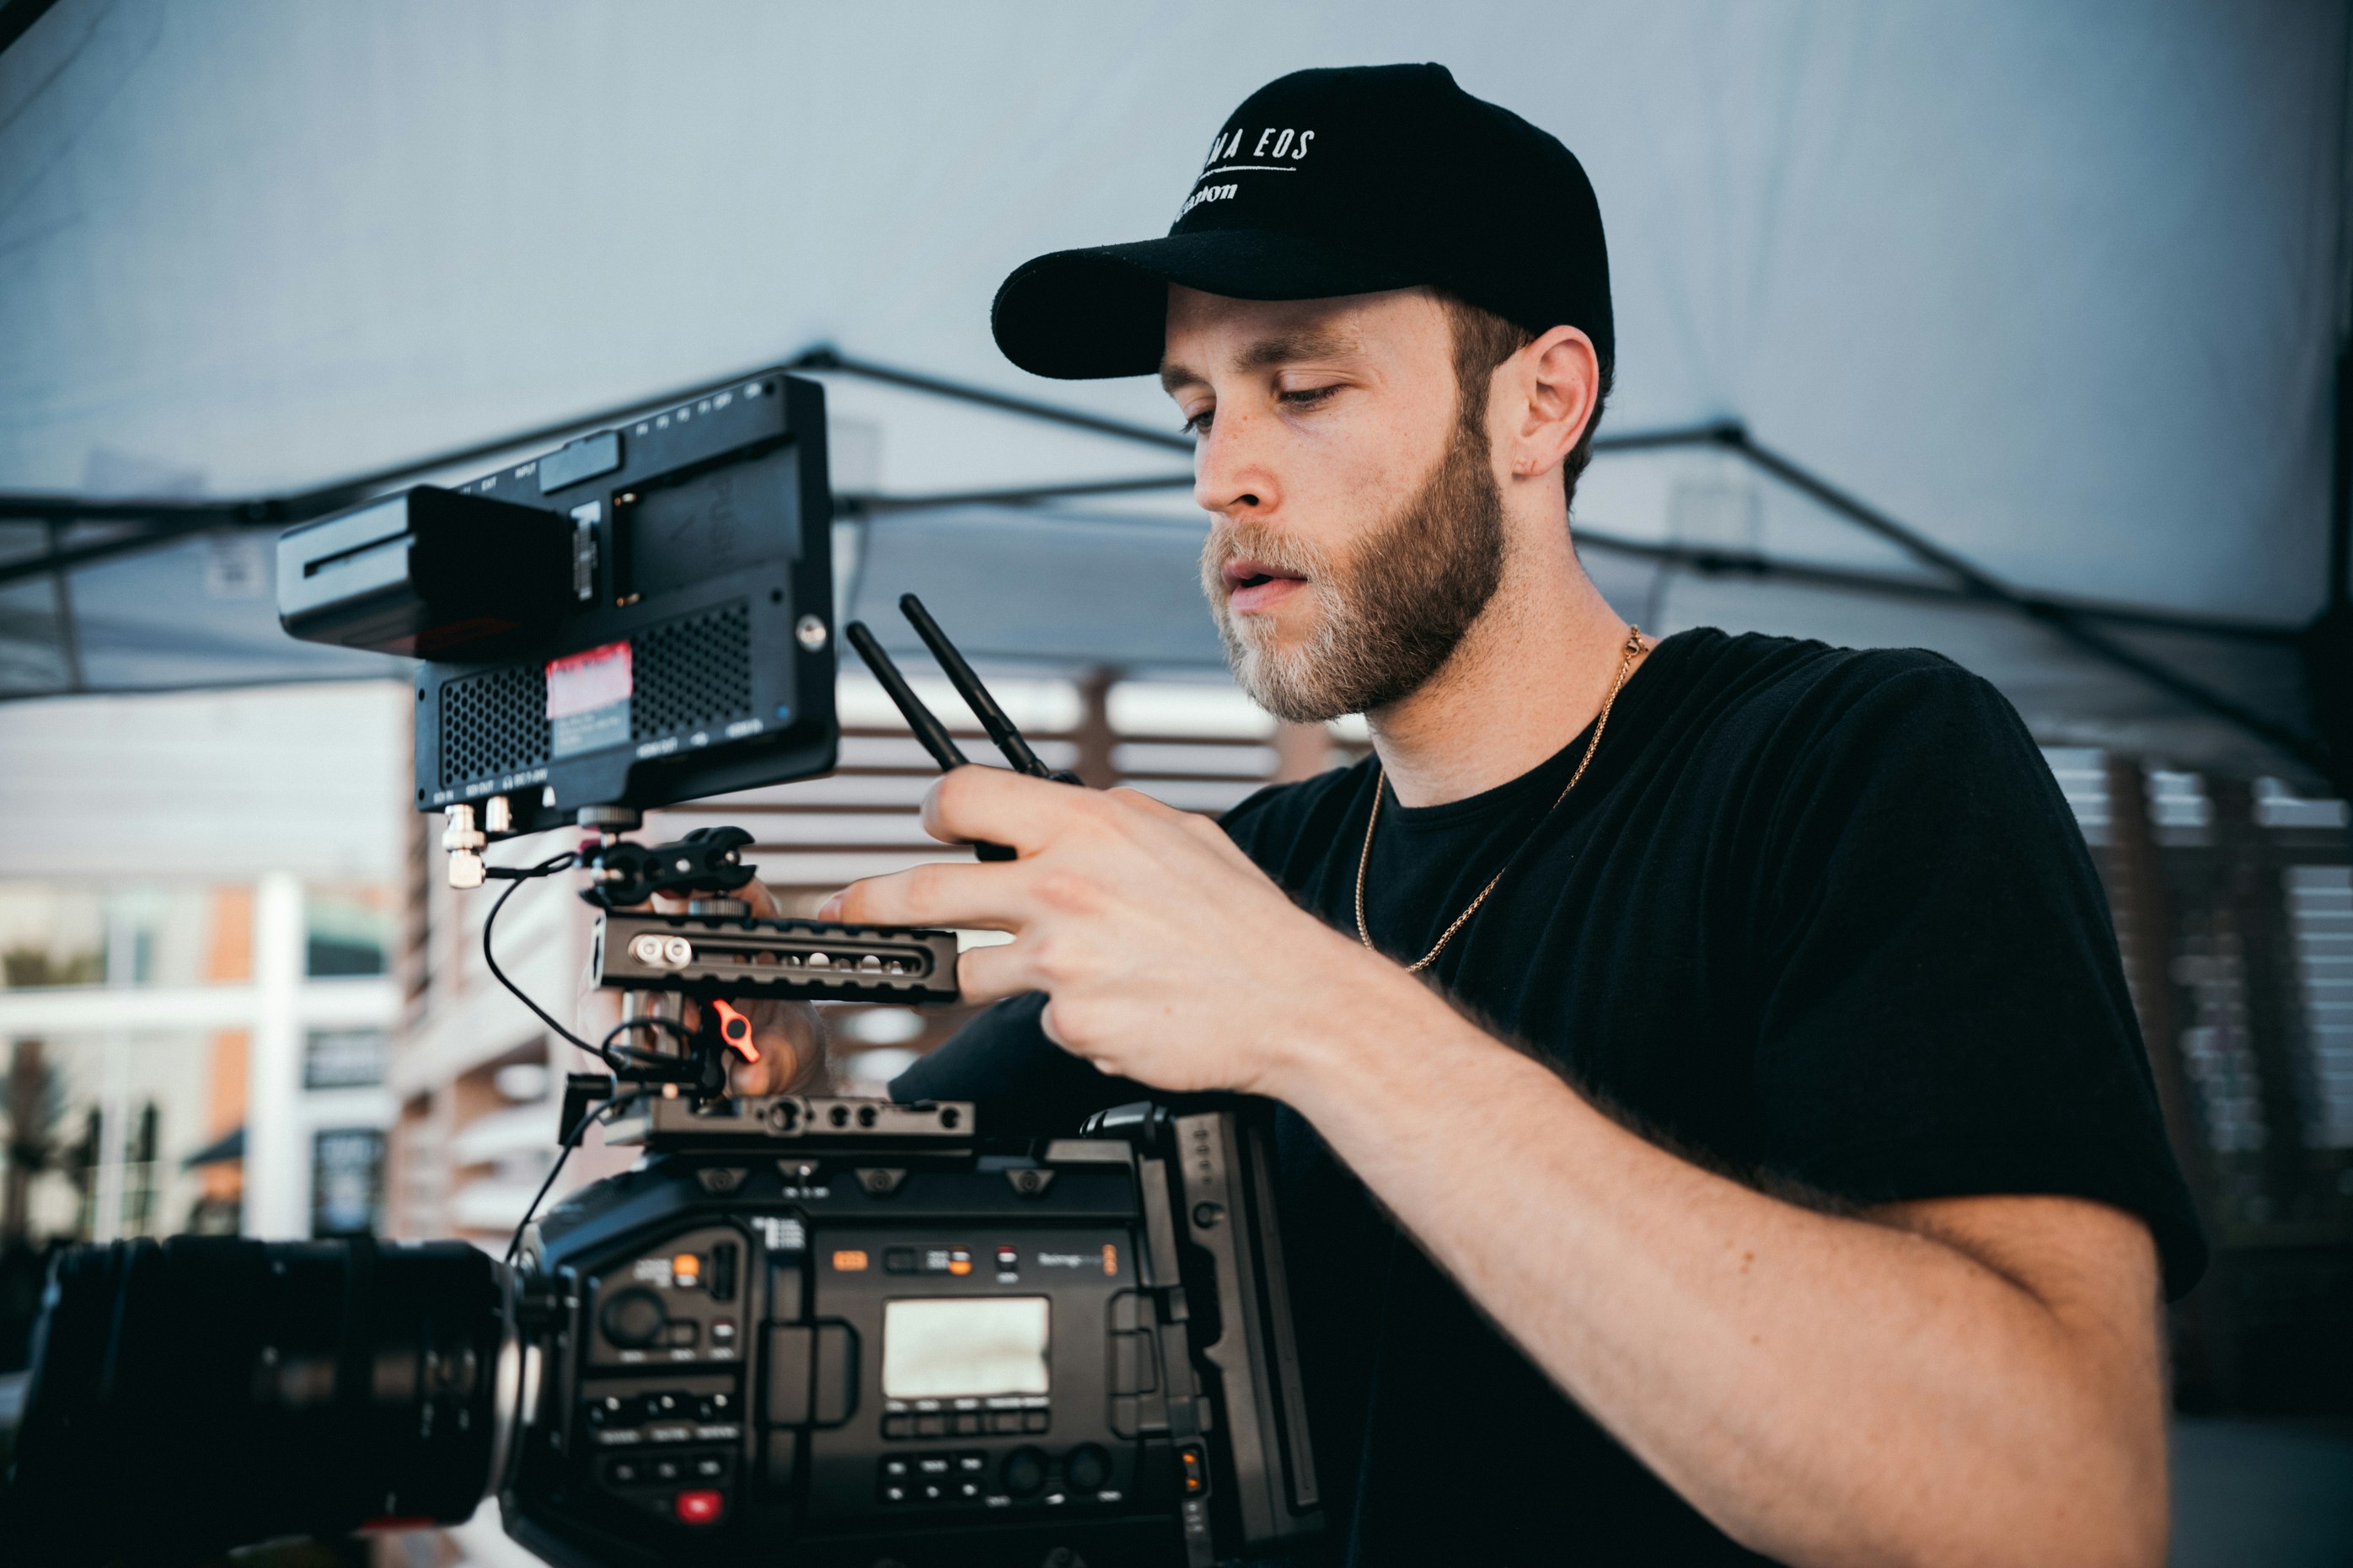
[1200,415,1507,725]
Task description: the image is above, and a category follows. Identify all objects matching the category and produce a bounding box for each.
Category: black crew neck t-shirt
[892,627,2204,1565]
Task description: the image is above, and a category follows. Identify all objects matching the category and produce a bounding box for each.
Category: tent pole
[790,348,1191,453]
[1716,427,2329,777]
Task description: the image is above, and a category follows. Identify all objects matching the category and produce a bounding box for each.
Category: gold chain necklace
[1354,627,1645,973]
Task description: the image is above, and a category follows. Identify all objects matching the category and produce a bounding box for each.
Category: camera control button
[1065,1444,1112,1494]
[1021,1410,1049,1433]
[1003,1447,1048,1498]
[673,1489,725,1526]
[600,1287,667,1349]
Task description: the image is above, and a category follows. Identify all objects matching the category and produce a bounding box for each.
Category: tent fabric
[0,2,2345,783]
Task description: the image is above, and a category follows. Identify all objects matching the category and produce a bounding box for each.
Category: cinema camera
[0,371,1321,1566]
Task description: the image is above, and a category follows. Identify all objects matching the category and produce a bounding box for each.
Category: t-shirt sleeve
[1748,659,2206,1297]
[887,992,1155,1138]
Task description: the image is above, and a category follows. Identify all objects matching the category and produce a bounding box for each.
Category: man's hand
[820,765,1404,1096]
[580,876,833,1097]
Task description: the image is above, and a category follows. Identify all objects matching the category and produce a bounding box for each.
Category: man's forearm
[1262,971,2166,1568]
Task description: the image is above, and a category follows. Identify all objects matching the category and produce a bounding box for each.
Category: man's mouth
[1221,559,1308,614]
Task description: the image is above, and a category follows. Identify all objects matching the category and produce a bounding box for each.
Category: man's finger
[652,875,784,918]
[920,765,1090,855]
[954,935,1036,1005]
[826,859,1032,931]
[728,1038,801,1096]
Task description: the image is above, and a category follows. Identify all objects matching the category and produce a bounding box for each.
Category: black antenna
[847,621,969,771]
[844,620,1015,862]
[898,593,1081,784]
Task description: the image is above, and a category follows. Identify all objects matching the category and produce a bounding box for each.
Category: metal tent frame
[0,345,2342,789]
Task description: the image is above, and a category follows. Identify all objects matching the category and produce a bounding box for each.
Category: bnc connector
[443,804,487,890]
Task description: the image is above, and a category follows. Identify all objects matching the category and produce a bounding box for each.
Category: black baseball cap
[991,63,1612,381]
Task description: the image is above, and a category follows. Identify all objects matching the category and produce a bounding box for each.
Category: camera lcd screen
[881,1297,1051,1399]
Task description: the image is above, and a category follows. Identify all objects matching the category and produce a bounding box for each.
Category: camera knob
[599,1287,667,1349]
[1064,1442,1112,1494]
[1001,1446,1048,1498]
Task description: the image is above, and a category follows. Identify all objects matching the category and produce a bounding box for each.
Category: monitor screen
[880,1296,1051,1400]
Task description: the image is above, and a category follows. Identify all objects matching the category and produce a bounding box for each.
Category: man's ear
[1501,325,1600,485]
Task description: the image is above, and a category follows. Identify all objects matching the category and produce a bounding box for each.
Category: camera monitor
[277,370,839,832]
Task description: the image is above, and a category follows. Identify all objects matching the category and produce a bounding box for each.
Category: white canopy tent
[2,0,2345,789]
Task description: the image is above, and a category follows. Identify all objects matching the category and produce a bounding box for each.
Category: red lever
[710,999,759,1062]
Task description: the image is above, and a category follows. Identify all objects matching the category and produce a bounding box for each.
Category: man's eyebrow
[1235,329,1355,372]
[1158,329,1360,393]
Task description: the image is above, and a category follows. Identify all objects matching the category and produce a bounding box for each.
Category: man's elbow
[1962,1415,2169,1568]
[2056,1428,2169,1568]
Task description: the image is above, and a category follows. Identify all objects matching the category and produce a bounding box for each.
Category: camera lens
[3,1235,511,1564]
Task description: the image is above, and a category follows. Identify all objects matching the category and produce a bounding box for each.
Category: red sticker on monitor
[546,641,633,718]
[547,641,635,758]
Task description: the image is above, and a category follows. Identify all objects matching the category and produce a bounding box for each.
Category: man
[737,65,2202,1565]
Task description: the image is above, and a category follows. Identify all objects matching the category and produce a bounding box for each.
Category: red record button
[673,1489,726,1526]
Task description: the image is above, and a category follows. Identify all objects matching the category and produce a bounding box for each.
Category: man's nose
[1193,408,1278,518]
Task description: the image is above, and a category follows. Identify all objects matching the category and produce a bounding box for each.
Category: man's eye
[1278,385,1339,409]
[1181,409,1214,436]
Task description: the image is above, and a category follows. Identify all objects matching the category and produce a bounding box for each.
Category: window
[311,1127,386,1237]
[0,883,253,990]
[303,1028,389,1090]
[305,884,396,978]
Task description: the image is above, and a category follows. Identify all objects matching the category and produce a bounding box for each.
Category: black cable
[480,851,621,1069]
[599,1014,694,1070]
[506,1090,639,1265]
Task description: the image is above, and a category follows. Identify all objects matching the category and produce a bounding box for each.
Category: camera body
[505,1096,1316,1567]
[3,1097,1322,1567]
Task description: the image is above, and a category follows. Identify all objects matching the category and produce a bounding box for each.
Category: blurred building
[0,680,409,1298]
